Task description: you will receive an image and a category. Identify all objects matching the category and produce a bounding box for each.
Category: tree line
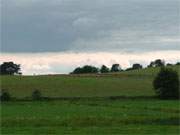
[71,59,180,74]
[0,59,179,100]
[0,59,180,75]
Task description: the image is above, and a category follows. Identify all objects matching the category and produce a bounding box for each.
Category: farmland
[1,66,176,99]
[1,99,180,135]
[0,66,180,134]
[1,74,154,98]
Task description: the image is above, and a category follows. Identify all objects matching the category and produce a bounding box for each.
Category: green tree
[71,65,99,74]
[0,62,21,75]
[100,65,109,73]
[176,62,180,65]
[111,64,121,72]
[148,59,165,68]
[153,67,179,99]
[132,63,143,70]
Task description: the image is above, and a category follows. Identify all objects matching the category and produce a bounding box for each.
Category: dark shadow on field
[62,117,180,127]
[2,117,179,127]
[5,96,160,102]
[152,117,180,125]
[108,96,158,100]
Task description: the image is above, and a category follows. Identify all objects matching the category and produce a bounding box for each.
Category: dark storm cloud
[2,0,180,52]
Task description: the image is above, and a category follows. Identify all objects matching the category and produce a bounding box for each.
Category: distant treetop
[0,62,21,75]
[71,65,99,74]
[111,64,122,72]
[148,59,165,68]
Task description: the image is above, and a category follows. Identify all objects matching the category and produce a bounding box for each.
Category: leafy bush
[32,90,42,100]
[153,67,179,99]
[0,90,11,101]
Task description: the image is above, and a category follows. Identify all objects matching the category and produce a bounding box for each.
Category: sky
[1,0,180,74]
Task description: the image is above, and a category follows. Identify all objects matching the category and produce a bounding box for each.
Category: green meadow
[1,66,180,134]
[1,99,180,135]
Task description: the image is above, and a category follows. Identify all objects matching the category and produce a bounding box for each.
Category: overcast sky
[2,0,180,52]
[1,0,180,74]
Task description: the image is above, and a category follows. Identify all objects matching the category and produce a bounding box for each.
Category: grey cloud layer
[2,0,180,52]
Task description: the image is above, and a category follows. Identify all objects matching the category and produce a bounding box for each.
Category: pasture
[1,99,180,135]
[0,66,168,98]
[1,66,180,134]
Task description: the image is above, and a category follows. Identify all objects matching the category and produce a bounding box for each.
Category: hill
[1,65,180,135]
[1,65,179,99]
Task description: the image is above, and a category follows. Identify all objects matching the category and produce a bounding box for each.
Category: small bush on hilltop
[153,67,179,99]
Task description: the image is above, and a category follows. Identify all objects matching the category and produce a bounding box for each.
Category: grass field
[1,99,180,135]
[1,74,154,98]
[1,66,180,135]
[1,66,179,99]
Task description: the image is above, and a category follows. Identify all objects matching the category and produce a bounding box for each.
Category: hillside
[1,65,180,99]
[1,66,180,135]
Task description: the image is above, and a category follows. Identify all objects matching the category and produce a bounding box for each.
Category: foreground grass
[1,99,180,135]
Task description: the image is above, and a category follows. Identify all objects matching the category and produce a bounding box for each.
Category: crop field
[0,66,180,135]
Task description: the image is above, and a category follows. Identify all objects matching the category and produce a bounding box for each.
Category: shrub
[153,67,179,99]
[0,90,11,101]
[32,90,42,100]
